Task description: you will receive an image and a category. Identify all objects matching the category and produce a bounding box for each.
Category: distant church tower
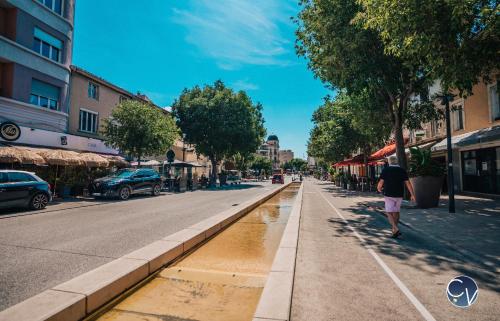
[266,134,280,169]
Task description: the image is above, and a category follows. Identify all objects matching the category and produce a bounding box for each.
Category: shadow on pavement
[318,183,500,293]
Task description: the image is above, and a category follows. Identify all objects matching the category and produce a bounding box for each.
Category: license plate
[92,193,102,196]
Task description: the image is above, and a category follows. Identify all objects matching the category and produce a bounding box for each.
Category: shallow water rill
[95,184,300,321]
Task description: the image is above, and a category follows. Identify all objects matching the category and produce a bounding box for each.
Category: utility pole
[442,94,456,213]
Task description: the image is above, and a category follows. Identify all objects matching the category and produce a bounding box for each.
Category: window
[37,0,63,15]
[7,172,36,183]
[33,28,62,62]
[30,79,60,110]
[489,82,500,121]
[79,109,98,133]
[452,104,464,131]
[119,96,128,103]
[88,82,99,100]
[0,173,8,183]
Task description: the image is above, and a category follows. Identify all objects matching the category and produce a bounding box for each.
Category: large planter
[410,176,443,208]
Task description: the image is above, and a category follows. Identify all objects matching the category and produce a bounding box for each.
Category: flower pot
[410,176,443,208]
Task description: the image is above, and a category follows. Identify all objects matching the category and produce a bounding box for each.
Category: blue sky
[73,0,331,158]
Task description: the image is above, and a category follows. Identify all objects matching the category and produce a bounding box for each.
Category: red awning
[333,154,365,167]
[369,138,409,161]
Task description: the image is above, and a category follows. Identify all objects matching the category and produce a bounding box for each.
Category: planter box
[410,176,443,208]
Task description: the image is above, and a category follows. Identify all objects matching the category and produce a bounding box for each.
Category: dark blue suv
[90,168,162,200]
[0,170,52,211]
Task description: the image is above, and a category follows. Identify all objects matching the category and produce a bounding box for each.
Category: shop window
[79,109,99,133]
[33,28,62,63]
[88,82,99,100]
[452,104,464,131]
[489,82,499,121]
[30,79,60,111]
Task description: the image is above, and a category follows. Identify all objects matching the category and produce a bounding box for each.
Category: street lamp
[441,93,456,213]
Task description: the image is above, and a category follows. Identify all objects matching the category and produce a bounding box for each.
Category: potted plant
[408,147,445,208]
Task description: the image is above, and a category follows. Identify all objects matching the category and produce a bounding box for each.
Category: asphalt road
[292,179,499,321]
[0,182,273,311]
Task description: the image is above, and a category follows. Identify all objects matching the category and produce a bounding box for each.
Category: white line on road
[314,183,437,321]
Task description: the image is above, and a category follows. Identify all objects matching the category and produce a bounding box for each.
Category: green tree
[102,100,179,165]
[250,155,273,177]
[296,0,435,168]
[172,80,266,185]
[307,91,392,165]
[359,0,499,94]
[232,152,255,177]
[282,158,308,172]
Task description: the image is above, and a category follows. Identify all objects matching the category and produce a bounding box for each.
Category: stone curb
[0,183,292,321]
[253,182,304,321]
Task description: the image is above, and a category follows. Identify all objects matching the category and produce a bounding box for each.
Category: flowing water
[96,184,300,321]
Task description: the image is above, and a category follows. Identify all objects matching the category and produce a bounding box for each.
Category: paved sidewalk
[291,179,499,321]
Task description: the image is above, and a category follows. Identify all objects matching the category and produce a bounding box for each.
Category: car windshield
[110,170,135,178]
[273,175,281,179]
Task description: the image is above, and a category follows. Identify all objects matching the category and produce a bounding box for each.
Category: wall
[68,72,129,137]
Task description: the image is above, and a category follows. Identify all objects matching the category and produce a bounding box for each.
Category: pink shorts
[384,197,403,212]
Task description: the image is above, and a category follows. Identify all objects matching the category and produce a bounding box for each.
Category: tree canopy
[172,80,266,183]
[102,100,179,165]
[295,0,440,168]
[308,91,392,163]
[282,158,308,172]
[250,155,273,176]
[359,0,500,94]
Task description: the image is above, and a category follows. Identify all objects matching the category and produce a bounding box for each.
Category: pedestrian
[377,156,416,238]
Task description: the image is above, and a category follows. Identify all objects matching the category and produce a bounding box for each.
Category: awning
[163,160,198,167]
[387,140,438,158]
[333,154,365,167]
[369,138,410,161]
[131,160,161,166]
[432,125,500,152]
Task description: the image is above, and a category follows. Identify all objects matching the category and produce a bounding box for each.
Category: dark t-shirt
[380,165,409,197]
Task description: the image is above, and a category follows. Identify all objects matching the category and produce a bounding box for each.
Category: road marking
[314,183,437,321]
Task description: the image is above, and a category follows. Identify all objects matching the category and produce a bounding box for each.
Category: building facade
[279,149,294,165]
[0,0,75,132]
[413,78,500,195]
[69,65,135,139]
[257,135,280,169]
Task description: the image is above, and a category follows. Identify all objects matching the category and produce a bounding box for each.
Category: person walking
[377,156,416,238]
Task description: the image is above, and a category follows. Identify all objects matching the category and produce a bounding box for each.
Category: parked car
[272,174,284,184]
[0,170,52,210]
[226,174,242,185]
[90,168,162,200]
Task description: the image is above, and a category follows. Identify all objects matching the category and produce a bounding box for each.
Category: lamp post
[441,94,456,213]
[182,133,186,162]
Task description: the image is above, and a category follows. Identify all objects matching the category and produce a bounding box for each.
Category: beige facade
[279,149,294,165]
[69,66,134,139]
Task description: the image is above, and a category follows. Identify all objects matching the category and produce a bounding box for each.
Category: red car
[272,174,284,184]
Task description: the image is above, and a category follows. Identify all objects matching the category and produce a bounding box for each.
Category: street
[292,179,499,321]
[0,182,272,311]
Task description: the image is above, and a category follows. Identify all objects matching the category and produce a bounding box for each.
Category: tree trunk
[209,157,217,187]
[393,112,407,169]
[137,152,142,167]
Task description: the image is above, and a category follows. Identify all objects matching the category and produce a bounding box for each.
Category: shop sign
[0,122,21,141]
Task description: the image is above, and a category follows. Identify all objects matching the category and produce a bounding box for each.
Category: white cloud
[172,0,295,70]
[233,79,259,91]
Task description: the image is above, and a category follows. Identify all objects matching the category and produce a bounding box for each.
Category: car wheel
[152,184,161,196]
[118,186,131,200]
[30,193,49,210]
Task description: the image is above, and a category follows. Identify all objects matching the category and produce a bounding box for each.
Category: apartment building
[279,149,294,165]
[414,78,500,195]
[0,0,74,132]
[69,65,135,139]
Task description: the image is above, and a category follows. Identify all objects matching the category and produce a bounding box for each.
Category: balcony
[0,35,69,83]
[0,96,68,132]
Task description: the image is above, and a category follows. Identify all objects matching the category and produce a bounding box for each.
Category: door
[0,172,10,205]
[2,172,36,206]
[462,148,500,195]
[130,170,148,193]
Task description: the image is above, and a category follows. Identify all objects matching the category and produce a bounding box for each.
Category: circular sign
[166,149,175,163]
[446,275,478,308]
[0,122,21,141]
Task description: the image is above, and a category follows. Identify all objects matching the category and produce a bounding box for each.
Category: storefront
[462,147,500,194]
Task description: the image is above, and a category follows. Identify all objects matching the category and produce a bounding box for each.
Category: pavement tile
[0,289,85,321]
[122,240,183,273]
[53,258,148,314]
